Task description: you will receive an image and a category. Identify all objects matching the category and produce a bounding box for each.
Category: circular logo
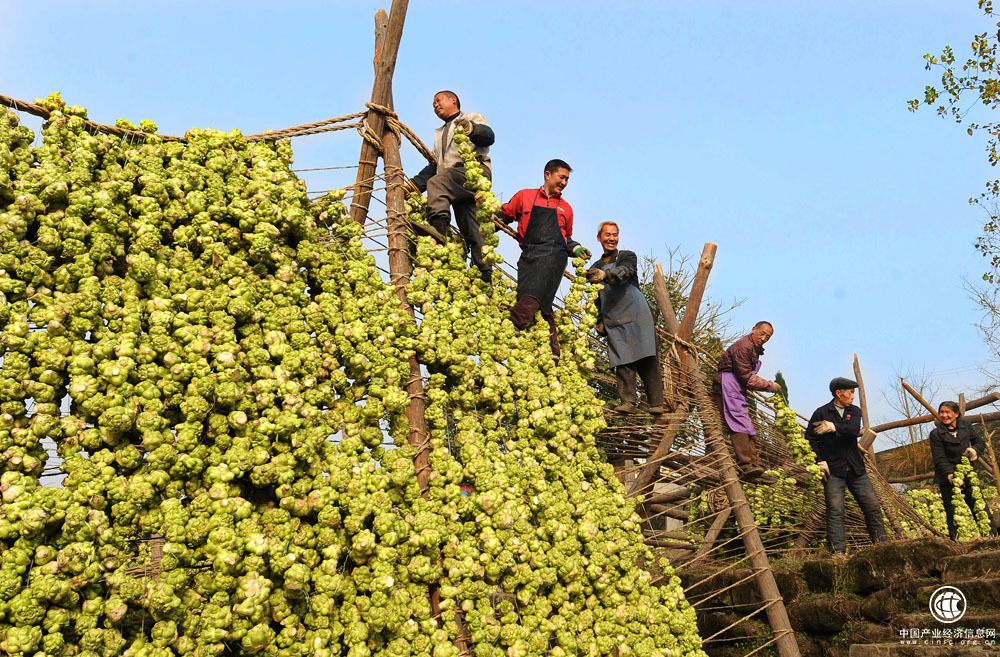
[929,586,967,624]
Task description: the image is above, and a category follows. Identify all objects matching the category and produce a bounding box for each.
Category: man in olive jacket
[805,377,887,553]
[586,222,664,414]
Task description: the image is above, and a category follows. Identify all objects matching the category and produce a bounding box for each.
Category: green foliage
[910,0,1000,284]
[0,99,707,657]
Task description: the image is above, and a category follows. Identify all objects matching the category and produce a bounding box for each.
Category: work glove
[572,245,591,259]
[454,117,473,134]
[818,461,830,478]
[586,268,606,283]
[767,381,782,394]
[861,427,877,445]
[812,420,836,435]
[965,447,979,461]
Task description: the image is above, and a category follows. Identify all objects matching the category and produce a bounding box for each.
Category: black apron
[516,190,569,315]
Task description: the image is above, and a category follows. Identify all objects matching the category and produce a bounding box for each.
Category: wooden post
[981,419,1000,486]
[676,243,717,343]
[631,247,800,657]
[382,127,433,493]
[901,391,921,476]
[853,354,878,459]
[350,0,409,225]
[627,254,710,497]
[959,393,967,416]
[690,377,801,657]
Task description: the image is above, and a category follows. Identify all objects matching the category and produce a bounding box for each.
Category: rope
[1,92,183,141]
[243,111,366,141]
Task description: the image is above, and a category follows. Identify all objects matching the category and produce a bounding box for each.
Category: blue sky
[3,0,998,449]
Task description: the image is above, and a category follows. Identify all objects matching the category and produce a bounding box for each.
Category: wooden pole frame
[350,0,409,225]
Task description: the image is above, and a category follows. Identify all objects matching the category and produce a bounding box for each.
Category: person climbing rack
[500,159,589,357]
[586,221,665,415]
[409,90,495,283]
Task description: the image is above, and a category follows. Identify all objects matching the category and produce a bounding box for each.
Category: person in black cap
[805,377,887,553]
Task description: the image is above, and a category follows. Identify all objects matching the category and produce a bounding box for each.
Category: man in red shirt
[500,159,590,356]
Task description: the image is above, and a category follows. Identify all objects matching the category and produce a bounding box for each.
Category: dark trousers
[510,295,559,357]
[824,470,888,553]
[616,355,664,407]
[425,167,490,283]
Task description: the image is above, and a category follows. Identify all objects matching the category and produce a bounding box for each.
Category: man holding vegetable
[500,159,590,356]
[805,377,887,553]
[713,322,781,479]
[586,221,665,415]
[410,90,495,283]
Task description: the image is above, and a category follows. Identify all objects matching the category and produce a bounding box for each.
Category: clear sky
[3,0,999,450]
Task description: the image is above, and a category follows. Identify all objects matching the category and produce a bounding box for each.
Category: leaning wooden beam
[900,379,941,421]
[639,246,800,657]
[627,247,715,497]
[688,506,733,563]
[689,377,801,657]
[350,0,409,225]
[871,392,1000,433]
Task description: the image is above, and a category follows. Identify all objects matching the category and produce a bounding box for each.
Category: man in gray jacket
[587,222,665,414]
[411,90,495,283]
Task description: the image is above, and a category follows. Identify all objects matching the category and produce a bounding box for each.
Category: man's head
[543,159,572,196]
[829,377,858,406]
[597,221,619,253]
[433,90,460,120]
[748,321,773,348]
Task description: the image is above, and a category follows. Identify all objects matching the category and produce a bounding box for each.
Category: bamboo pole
[872,393,1000,433]
[350,0,409,225]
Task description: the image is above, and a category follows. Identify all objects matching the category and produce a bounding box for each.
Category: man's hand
[965,447,979,461]
[595,321,606,336]
[454,117,473,134]
[573,245,591,259]
[818,461,830,478]
[586,268,606,283]
[767,381,782,394]
[403,178,421,196]
[861,427,877,445]
[948,472,955,481]
[812,420,836,435]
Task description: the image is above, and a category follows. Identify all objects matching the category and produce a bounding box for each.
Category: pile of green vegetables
[0,95,705,657]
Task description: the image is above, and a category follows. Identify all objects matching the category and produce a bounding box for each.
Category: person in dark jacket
[410,90,495,283]
[713,322,781,478]
[805,377,887,553]
[500,159,589,356]
[586,221,664,415]
[929,400,998,540]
